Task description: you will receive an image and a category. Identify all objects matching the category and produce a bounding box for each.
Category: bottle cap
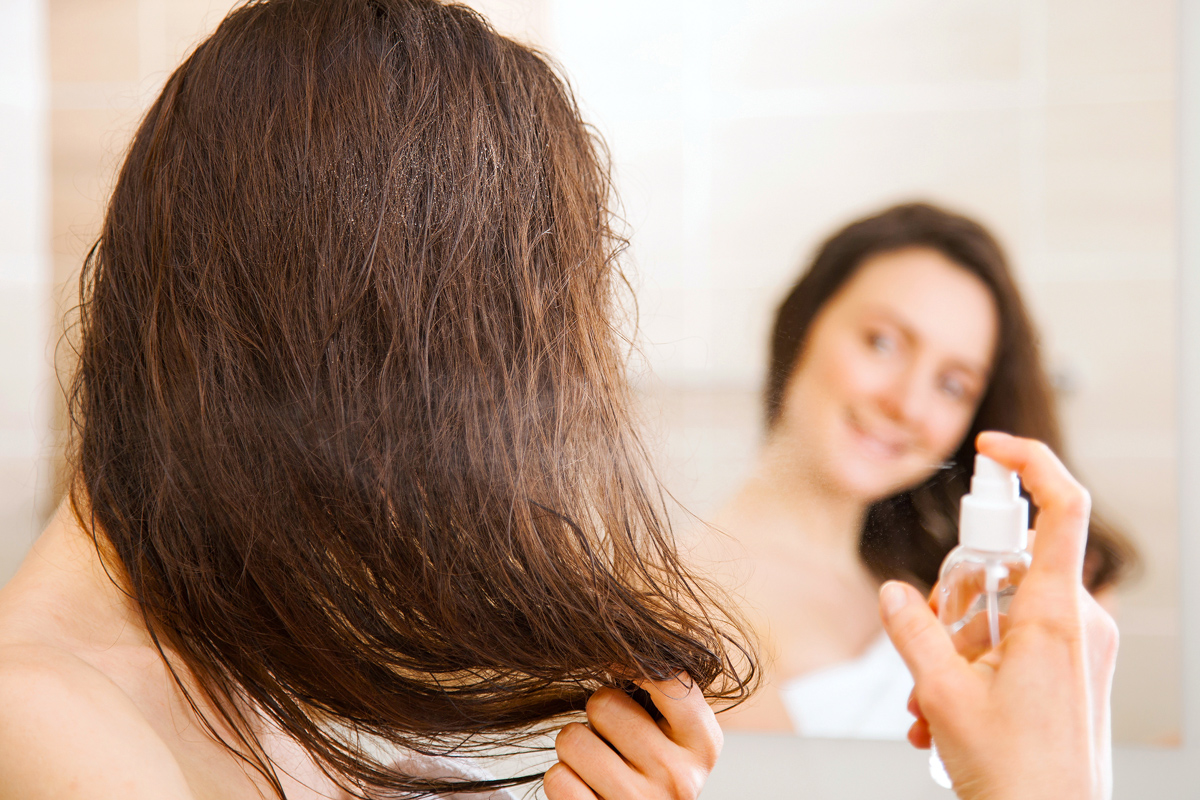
[959,454,1029,552]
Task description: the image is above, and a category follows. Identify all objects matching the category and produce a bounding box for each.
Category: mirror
[535,0,1179,746]
[31,0,1178,759]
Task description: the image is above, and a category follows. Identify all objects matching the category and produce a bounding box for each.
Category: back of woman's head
[69,1,754,795]
[765,202,1137,592]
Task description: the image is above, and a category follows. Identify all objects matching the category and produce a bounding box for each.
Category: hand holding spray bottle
[928,454,1032,788]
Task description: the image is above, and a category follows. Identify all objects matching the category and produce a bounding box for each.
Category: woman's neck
[721,436,870,570]
[704,436,888,690]
[0,499,149,653]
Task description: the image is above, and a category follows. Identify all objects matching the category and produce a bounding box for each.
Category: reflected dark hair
[765,202,1138,593]
[67,1,756,797]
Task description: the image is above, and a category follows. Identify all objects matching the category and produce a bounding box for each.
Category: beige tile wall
[0,0,51,585]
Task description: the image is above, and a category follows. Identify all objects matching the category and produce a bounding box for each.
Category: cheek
[818,340,889,402]
[921,402,977,457]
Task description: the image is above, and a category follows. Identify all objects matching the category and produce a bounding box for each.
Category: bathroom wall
[0,0,50,585]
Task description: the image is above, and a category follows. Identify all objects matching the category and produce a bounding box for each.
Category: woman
[709,202,1137,736]
[0,3,1119,798]
[0,2,754,797]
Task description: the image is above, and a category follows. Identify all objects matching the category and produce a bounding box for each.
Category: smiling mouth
[845,411,911,460]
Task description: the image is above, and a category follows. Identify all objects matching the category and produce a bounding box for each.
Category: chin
[842,477,911,503]
[830,456,933,503]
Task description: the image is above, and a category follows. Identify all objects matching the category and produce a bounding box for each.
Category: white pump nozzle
[959,454,1029,552]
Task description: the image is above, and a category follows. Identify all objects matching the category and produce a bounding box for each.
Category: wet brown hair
[67,1,755,797]
[765,202,1138,593]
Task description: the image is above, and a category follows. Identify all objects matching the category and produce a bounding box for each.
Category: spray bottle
[928,454,1032,789]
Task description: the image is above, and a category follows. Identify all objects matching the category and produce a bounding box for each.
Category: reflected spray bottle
[928,454,1032,789]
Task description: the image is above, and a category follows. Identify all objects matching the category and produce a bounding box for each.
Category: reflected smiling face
[776,246,1000,502]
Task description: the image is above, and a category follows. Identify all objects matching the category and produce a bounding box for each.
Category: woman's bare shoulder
[0,643,197,799]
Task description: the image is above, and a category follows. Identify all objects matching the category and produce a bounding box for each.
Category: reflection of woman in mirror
[709,202,1138,736]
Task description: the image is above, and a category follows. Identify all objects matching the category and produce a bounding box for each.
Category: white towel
[780,632,915,740]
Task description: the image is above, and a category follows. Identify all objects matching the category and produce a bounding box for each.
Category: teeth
[843,410,913,457]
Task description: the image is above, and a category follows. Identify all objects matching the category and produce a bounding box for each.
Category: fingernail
[881,582,910,620]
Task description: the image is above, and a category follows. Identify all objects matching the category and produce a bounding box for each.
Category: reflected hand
[879,432,1116,800]
[545,675,722,800]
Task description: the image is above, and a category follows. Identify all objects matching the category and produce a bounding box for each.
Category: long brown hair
[67,1,756,796]
[765,202,1138,592]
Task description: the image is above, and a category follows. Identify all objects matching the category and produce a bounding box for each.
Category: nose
[876,363,932,426]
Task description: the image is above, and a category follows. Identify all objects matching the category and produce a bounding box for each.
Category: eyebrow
[861,306,991,379]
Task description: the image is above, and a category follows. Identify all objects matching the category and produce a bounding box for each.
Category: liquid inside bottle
[937,548,1030,660]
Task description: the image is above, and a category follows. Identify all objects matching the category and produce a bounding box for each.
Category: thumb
[879,581,961,687]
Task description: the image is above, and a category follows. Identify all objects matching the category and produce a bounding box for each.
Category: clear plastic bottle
[928,454,1032,789]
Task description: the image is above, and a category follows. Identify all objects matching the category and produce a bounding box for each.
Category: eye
[866,331,895,355]
[938,374,970,401]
